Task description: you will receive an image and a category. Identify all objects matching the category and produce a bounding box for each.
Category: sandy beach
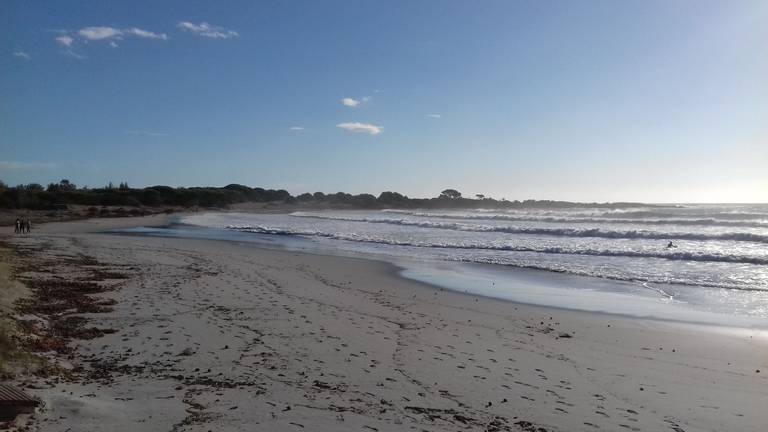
[2,215,767,432]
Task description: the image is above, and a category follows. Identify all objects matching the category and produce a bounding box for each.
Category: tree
[352,194,377,207]
[296,193,313,202]
[47,179,76,192]
[475,194,485,200]
[439,189,462,199]
[59,179,75,190]
[378,191,408,204]
[21,183,44,192]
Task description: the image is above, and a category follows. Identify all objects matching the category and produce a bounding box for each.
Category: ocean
[130,204,768,328]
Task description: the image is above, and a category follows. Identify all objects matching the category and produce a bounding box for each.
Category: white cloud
[70,26,167,45]
[13,51,30,59]
[78,26,123,41]
[342,96,373,106]
[55,35,74,47]
[177,22,239,39]
[337,122,382,135]
[125,27,168,40]
[53,35,83,59]
[289,126,305,131]
[52,26,166,56]
[427,113,442,119]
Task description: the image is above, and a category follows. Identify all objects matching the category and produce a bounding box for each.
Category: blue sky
[2,0,766,202]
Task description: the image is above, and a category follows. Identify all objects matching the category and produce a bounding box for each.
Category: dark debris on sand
[403,405,546,431]
[4,241,129,375]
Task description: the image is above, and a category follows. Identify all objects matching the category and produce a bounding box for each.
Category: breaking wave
[227,225,768,266]
[379,210,768,228]
[289,213,768,243]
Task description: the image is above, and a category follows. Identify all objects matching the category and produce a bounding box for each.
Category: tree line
[0,179,649,210]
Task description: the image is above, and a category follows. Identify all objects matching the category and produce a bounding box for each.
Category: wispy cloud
[51,26,166,58]
[13,51,30,60]
[289,126,305,131]
[125,130,169,137]
[78,26,122,41]
[63,49,85,60]
[77,26,168,42]
[341,97,360,107]
[53,26,166,55]
[54,35,84,59]
[337,122,382,135]
[55,35,74,47]
[177,22,239,39]
[125,27,168,40]
[427,113,442,119]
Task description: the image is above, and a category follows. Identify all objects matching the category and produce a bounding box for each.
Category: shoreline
[401,263,768,334]
[28,213,768,340]
[112,215,768,332]
[36,214,768,334]
[38,214,768,335]
[2,215,767,431]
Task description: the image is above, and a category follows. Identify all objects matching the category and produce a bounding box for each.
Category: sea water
[127,204,768,328]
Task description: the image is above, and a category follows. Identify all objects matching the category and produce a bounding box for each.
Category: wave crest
[227,225,768,265]
[380,210,768,228]
[289,213,768,243]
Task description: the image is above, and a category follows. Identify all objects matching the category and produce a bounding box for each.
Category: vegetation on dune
[0,179,290,210]
[0,179,652,211]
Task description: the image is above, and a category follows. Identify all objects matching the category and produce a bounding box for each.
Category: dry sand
[4,215,767,431]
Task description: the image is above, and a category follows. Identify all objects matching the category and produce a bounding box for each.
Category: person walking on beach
[14,218,21,234]
[24,219,31,234]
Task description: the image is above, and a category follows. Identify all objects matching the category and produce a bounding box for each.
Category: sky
[1,0,766,203]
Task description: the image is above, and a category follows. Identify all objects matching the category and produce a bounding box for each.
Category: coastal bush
[0,179,652,211]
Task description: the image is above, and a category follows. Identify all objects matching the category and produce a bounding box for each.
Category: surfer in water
[667,241,676,249]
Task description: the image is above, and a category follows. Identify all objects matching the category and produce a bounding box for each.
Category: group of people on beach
[14,218,32,234]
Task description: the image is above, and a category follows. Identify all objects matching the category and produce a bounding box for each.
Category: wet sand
[5,215,768,431]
